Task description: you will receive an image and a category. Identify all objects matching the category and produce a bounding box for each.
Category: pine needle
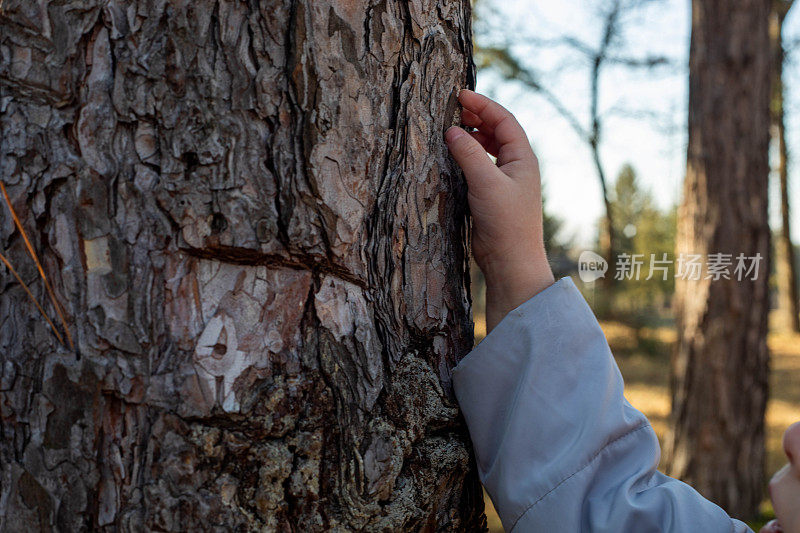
[1,182,74,350]
[0,249,65,346]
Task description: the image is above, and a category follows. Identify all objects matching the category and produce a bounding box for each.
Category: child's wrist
[482,253,555,332]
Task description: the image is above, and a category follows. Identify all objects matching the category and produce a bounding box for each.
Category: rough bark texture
[0,1,484,530]
[771,0,800,333]
[664,0,772,518]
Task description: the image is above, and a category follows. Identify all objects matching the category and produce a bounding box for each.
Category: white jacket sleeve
[453,277,752,533]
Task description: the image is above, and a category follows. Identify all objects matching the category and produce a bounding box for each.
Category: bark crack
[179,244,368,289]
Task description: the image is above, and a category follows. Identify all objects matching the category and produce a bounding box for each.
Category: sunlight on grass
[474,313,487,341]
[623,383,670,445]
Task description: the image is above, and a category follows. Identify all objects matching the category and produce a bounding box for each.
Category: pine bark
[0,1,484,531]
[665,0,772,518]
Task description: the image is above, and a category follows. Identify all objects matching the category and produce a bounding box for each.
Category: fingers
[469,130,500,157]
[458,90,533,168]
[461,108,482,128]
[445,126,501,188]
[461,109,500,155]
[458,90,519,134]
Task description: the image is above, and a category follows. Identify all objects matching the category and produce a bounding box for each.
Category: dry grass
[477,312,800,531]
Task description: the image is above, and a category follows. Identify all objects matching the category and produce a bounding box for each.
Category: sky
[475,0,800,248]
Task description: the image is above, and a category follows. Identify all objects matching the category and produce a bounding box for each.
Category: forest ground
[474,312,800,532]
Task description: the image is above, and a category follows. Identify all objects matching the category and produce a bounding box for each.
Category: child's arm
[446,91,751,532]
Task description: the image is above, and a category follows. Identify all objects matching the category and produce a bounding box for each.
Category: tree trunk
[0,1,484,531]
[594,148,616,288]
[771,0,800,333]
[664,0,772,518]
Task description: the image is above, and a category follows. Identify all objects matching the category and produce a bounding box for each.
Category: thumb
[446,127,499,187]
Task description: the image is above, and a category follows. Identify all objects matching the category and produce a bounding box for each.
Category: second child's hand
[445,90,554,333]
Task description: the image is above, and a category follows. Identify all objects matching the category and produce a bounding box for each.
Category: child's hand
[446,90,554,332]
[764,421,800,533]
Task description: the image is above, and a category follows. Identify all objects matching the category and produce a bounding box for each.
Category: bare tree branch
[606,55,671,67]
[474,0,678,266]
[476,46,589,140]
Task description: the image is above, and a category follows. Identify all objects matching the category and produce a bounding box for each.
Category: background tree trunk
[771,0,800,333]
[664,0,772,518]
[0,1,484,530]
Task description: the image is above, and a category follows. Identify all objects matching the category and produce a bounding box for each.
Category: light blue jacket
[453,277,752,532]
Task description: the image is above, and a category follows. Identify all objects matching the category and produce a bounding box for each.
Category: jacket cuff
[453,277,646,527]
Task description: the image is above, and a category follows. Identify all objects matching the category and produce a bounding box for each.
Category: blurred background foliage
[468,0,800,530]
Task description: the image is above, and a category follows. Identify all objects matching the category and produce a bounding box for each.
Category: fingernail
[446,126,465,143]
